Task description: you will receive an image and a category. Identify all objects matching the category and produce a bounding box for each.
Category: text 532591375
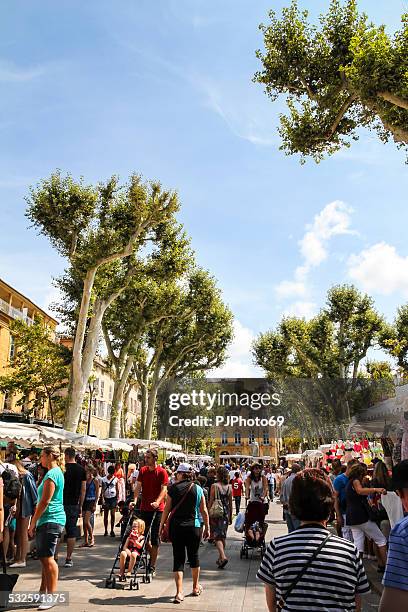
[7,592,69,605]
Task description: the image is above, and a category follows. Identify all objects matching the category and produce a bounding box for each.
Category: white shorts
[350,520,387,551]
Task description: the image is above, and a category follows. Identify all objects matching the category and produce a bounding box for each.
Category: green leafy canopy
[255,0,408,162]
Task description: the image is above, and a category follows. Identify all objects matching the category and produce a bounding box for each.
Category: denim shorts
[103,496,117,511]
[64,504,80,538]
[36,522,64,558]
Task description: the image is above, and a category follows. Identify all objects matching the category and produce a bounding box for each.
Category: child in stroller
[118,518,145,582]
[240,501,267,559]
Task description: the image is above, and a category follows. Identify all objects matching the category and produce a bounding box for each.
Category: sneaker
[9,561,26,568]
[64,559,73,568]
[148,564,156,576]
[110,531,115,537]
[38,604,56,611]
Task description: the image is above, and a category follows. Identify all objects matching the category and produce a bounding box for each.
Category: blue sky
[1,0,408,375]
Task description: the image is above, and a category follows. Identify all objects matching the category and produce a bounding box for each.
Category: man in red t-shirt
[133,449,168,574]
[231,471,243,515]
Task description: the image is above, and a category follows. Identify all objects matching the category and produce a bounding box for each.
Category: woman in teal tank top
[28,446,65,609]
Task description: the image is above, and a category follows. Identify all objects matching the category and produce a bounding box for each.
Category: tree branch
[378,91,408,111]
[102,321,117,368]
[299,76,317,102]
[326,95,357,139]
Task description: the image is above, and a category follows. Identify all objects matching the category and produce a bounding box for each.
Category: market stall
[301,449,323,468]
[105,438,182,452]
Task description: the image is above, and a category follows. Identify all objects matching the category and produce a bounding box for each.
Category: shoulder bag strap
[169,482,194,519]
[277,533,332,611]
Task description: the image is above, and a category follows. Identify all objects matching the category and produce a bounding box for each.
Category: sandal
[218,558,228,569]
[192,585,203,597]
[173,594,184,604]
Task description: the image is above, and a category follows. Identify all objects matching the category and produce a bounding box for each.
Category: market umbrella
[101,439,133,452]
[0,422,42,447]
[109,438,182,451]
[74,435,102,450]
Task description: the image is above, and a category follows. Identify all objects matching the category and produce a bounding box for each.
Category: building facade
[214,425,278,462]
[0,278,141,437]
[0,278,58,416]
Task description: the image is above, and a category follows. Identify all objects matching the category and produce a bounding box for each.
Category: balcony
[0,297,34,326]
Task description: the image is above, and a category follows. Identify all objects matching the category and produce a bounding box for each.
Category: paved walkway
[6,503,381,611]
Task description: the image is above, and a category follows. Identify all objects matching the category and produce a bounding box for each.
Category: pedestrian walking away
[159,462,210,604]
[61,447,86,568]
[258,468,370,611]
[231,471,243,515]
[208,465,232,569]
[279,463,301,533]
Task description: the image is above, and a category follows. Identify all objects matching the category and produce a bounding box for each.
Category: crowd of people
[1,442,408,610]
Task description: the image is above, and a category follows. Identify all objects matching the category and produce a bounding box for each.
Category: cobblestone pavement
[5,502,381,611]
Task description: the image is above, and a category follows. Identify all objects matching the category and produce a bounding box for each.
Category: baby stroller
[240,501,267,559]
[105,508,157,591]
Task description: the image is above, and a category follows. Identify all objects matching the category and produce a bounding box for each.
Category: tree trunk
[47,390,55,427]
[143,352,163,440]
[139,381,148,438]
[121,384,132,437]
[64,297,106,431]
[109,354,134,438]
[144,385,158,440]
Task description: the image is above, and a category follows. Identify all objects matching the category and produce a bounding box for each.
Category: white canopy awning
[106,438,182,452]
[166,451,187,459]
[302,450,324,458]
[0,422,42,447]
[101,439,133,452]
[187,454,213,462]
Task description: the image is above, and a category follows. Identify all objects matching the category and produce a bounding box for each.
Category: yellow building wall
[214,432,278,463]
[0,278,58,416]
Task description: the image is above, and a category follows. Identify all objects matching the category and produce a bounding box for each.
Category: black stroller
[240,501,267,559]
[105,508,157,591]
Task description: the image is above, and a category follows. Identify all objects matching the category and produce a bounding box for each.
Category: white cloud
[348,242,408,296]
[0,60,45,82]
[189,74,280,147]
[275,279,307,299]
[275,200,355,300]
[283,301,317,319]
[300,230,327,266]
[300,200,355,268]
[42,286,63,319]
[210,319,263,378]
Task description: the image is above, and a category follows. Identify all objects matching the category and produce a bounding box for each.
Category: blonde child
[118,518,145,581]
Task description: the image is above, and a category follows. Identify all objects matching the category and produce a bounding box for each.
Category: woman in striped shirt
[257,468,370,611]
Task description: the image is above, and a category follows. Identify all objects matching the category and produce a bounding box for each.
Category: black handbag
[0,547,18,609]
